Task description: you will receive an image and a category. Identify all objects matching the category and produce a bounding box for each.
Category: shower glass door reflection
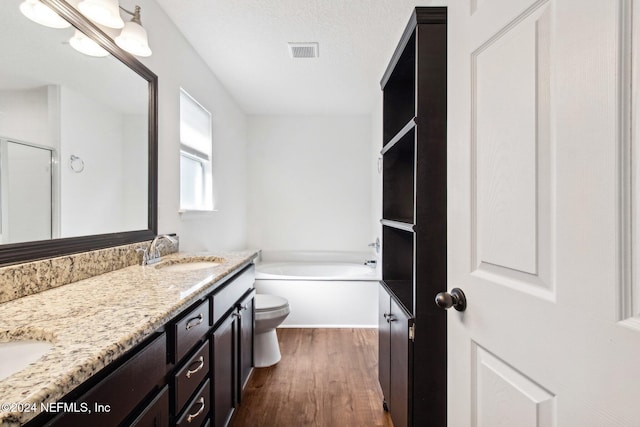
[1,139,53,244]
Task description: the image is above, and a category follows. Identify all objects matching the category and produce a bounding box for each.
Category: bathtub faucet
[364,259,377,267]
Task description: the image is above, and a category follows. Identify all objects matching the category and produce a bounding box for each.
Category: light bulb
[115,7,151,57]
[19,0,71,29]
[78,0,124,29]
[69,30,110,57]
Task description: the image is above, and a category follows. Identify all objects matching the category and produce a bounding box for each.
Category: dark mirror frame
[0,0,158,266]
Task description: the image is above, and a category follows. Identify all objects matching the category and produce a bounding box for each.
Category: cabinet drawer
[46,333,167,427]
[212,265,254,326]
[173,299,211,363]
[176,379,210,427]
[130,385,169,427]
[174,340,210,413]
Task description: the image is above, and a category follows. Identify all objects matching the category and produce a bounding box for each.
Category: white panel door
[448,1,640,426]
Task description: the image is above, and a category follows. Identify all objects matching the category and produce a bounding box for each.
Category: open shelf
[382,126,415,224]
[382,31,416,144]
[381,280,413,316]
[382,225,414,314]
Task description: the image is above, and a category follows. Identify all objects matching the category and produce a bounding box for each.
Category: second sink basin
[154,256,225,272]
[0,340,53,382]
[156,261,221,272]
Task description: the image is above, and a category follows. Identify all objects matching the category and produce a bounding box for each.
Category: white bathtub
[254,256,380,328]
[255,262,378,281]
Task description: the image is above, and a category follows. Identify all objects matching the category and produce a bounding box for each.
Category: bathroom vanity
[0,3,255,426]
[0,250,259,427]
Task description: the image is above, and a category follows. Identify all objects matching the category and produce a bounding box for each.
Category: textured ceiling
[155,0,446,115]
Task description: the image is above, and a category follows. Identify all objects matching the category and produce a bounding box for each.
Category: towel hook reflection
[70,155,84,173]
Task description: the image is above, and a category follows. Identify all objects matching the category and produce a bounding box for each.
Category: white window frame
[179,88,214,212]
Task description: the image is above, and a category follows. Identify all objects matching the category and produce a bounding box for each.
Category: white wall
[60,85,127,237]
[0,87,53,147]
[370,93,383,256]
[122,114,148,231]
[136,0,249,251]
[247,115,373,252]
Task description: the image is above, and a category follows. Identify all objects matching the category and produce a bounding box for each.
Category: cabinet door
[129,386,169,427]
[389,296,412,427]
[44,333,167,427]
[212,312,236,427]
[237,290,255,404]
[378,284,391,410]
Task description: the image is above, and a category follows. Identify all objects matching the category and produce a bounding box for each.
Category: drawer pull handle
[186,356,205,379]
[185,314,204,330]
[187,397,205,423]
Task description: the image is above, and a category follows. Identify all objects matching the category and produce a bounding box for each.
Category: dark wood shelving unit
[378,7,447,427]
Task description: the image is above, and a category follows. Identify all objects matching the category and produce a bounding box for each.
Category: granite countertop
[0,250,259,426]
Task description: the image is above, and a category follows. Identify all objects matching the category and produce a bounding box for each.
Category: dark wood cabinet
[130,386,170,427]
[379,285,413,427]
[388,292,412,427]
[211,288,255,427]
[379,7,447,427]
[212,312,235,427]
[378,286,391,409]
[45,332,167,427]
[32,263,256,427]
[236,290,255,405]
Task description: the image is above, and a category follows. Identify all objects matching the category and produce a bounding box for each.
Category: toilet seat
[255,294,289,312]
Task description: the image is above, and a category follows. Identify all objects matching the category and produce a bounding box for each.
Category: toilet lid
[255,294,289,312]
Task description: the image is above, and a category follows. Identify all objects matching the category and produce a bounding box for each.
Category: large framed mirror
[0,0,157,265]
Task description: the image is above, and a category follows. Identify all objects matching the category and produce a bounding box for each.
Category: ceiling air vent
[288,42,319,58]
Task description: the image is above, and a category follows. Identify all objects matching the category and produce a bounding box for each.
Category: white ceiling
[154,0,446,116]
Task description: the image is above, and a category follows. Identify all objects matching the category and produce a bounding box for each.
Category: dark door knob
[435,288,467,312]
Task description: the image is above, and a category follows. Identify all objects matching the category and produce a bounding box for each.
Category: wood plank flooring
[230,328,394,427]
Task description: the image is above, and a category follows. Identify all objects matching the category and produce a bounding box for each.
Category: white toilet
[254,294,290,367]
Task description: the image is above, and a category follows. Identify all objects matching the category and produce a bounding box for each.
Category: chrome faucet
[368,238,380,254]
[138,234,178,266]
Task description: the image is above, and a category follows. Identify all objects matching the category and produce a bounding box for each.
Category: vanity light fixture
[69,29,110,57]
[115,6,152,57]
[19,0,71,29]
[19,0,152,57]
[78,1,151,57]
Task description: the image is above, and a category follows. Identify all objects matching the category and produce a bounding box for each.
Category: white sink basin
[155,260,222,272]
[0,340,53,381]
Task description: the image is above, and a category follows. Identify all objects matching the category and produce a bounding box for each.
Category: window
[179,89,213,211]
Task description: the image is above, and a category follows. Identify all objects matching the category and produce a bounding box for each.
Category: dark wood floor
[230,328,394,427]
